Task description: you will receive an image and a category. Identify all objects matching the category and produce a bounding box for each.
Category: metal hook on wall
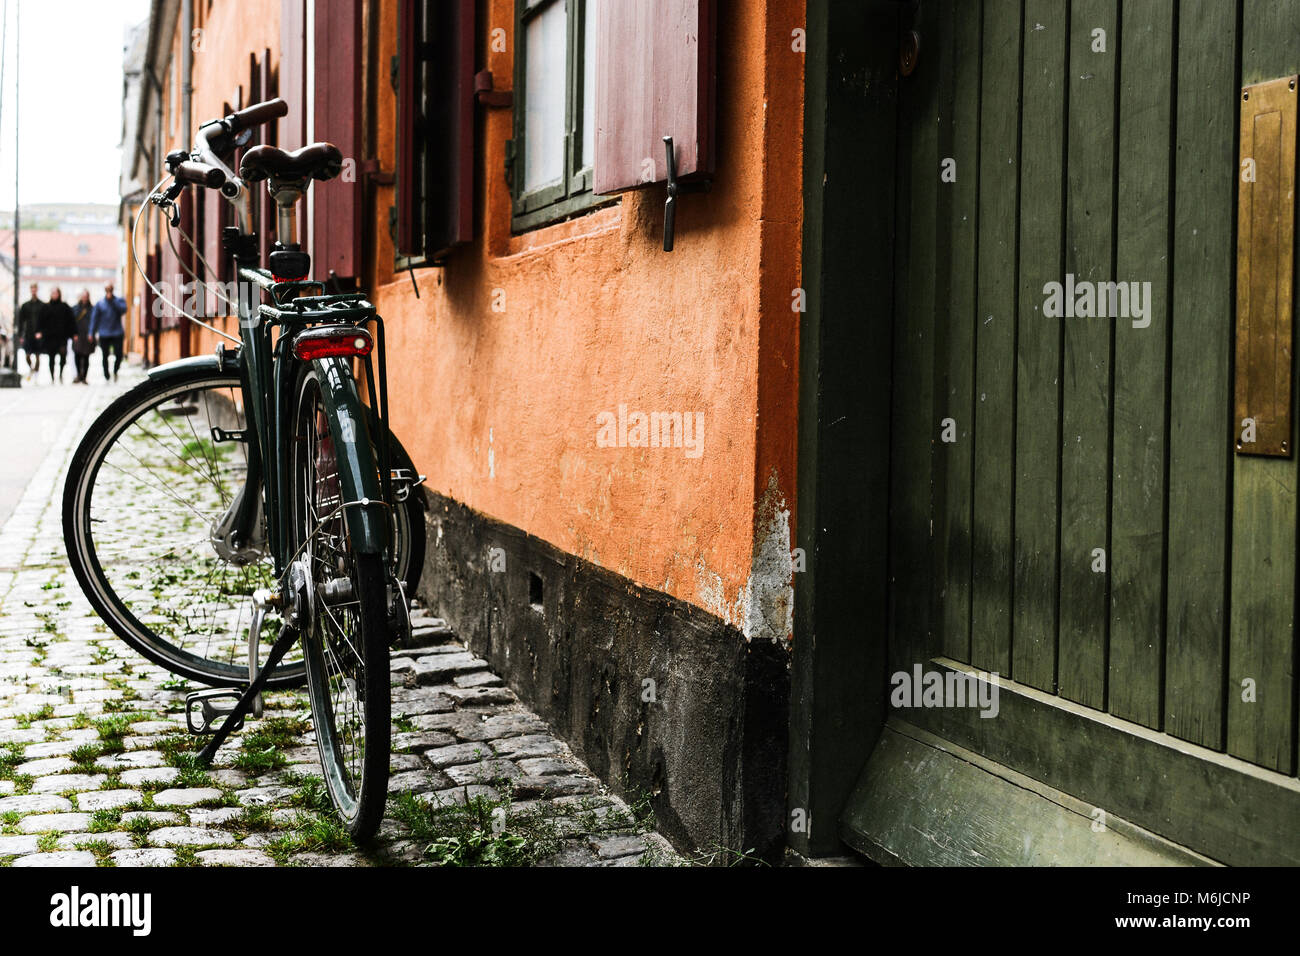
[662,135,712,252]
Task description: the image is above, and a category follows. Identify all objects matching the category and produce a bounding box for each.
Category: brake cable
[130,174,240,345]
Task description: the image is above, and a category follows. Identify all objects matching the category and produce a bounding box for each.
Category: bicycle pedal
[185,688,247,735]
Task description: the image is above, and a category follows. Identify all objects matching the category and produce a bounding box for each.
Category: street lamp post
[0,0,18,386]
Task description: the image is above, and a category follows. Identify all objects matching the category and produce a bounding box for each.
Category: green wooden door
[846,0,1300,865]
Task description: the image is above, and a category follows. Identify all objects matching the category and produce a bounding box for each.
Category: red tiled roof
[0,231,118,269]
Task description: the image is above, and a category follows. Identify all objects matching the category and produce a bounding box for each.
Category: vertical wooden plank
[889,0,942,669]
[969,0,1022,676]
[1230,0,1299,773]
[1164,0,1236,750]
[1108,1,1175,729]
[936,0,981,664]
[1011,0,1067,691]
[1058,0,1117,710]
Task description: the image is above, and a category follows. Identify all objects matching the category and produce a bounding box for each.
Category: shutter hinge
[359,158,395,186]
[504,139,516,187]
[474,70,513,108]
[390,55,400,94]
[388,205,398,246]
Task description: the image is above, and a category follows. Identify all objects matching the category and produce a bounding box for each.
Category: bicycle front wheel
[62,369,305,689]
[290,367,390,840]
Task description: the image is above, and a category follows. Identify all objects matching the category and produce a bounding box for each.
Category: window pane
[581,0,597,169]
[524,1,566,192]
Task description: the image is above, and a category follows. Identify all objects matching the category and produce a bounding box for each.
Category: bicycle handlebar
[172,160,226,189]
[224,98,288,135]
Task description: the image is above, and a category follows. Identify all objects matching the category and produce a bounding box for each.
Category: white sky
[0,0,151,208]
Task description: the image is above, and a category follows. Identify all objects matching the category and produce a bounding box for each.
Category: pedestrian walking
[89,283,127,382]
[40,288,76,383]
[70,290,94,385]
[15,284,43,381]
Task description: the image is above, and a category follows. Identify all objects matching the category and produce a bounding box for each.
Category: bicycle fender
[145,351,242,383]
[312,357,389,555]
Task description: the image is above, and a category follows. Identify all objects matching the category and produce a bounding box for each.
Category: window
[510,0,605,231]
[395,0,475,265]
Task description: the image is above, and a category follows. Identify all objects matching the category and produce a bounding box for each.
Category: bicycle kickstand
[193,620,299,766]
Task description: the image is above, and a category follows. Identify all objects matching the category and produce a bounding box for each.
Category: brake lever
[149,182,185,226]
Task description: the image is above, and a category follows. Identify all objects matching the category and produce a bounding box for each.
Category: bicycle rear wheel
[290,367,390,840]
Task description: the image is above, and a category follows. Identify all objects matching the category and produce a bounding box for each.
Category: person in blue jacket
[88,283,127,382]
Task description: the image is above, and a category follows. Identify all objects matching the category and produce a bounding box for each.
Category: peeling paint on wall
[742,471,794,644]
[694,471,794,644]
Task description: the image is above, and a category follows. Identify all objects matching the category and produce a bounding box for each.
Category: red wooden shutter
[593,0,717,194]
[395,0,419,255]
[179,188,196,355]
[142,249,158,336]
[425,0,475,258]
[313,0,363,281]
[158,228,179,331]
[396,0,475,260]
[255,49,276,264]
[204,181,224,314]
[280,0,308,152]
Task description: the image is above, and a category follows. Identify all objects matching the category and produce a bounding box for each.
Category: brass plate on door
[1236,75,1297,457]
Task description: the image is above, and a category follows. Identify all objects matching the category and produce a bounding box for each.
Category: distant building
[0,231,120,331]
[0,203,119,235]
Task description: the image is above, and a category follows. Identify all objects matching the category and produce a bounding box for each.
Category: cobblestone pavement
[0,364,678,867]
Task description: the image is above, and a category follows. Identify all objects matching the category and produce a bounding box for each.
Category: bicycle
[61,98,424,841]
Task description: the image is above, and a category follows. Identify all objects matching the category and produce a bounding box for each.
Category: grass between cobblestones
[0,373,682,867]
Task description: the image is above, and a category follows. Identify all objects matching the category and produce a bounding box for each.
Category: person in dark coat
[40,288,75,383]
[70,290,94,385]
[15,284,43,380]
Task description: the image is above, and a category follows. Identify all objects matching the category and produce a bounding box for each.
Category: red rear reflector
[292,327,374,361]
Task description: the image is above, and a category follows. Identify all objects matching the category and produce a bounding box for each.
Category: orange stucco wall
[143,0,804,634]
[364,0,804,633]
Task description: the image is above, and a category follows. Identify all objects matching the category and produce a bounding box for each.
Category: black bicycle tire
[291,369,391,840]
[303,552,391,840]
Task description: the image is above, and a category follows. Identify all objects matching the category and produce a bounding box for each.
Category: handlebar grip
[226,97,289,134]
[173,161,226,188]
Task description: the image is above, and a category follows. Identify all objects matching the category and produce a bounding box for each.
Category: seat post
[268,178,308,248]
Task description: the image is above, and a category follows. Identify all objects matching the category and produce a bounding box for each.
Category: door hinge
[390,55,400,94]
[504,139,516,188]
[388,205,398,246]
